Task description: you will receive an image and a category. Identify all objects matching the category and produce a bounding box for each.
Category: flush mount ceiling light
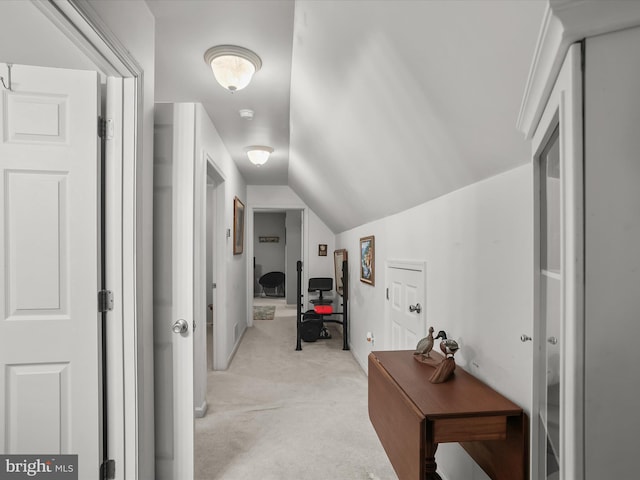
[203,45,262,92]
[246,146,273,167]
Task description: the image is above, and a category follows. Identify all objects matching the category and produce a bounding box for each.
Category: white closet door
[0,64,101,477]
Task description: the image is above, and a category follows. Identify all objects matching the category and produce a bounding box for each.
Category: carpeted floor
[253,305,276,320]
[195,298,397,480]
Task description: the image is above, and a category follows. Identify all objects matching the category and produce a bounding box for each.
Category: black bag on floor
[300,311,323,342]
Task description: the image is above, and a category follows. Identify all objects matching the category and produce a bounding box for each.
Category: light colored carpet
[195,299,397,480]
[253,305,276,320]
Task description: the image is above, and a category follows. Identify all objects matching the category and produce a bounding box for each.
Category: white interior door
[153,103,195,479]
[0,64,101,476]
[386,261,426,350]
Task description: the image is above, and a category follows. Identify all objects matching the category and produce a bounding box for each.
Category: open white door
[385,261,427,350]
[0,65,101,476]
[153,103,195,479]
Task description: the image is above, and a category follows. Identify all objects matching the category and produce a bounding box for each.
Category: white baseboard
[194,400,208,418]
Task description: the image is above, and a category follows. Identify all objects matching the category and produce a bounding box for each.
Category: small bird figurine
[429,330,459,383]
[435,331,459,358]
[414,326,435,358]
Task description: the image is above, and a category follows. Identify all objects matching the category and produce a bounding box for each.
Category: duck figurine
[430,331,459,383]
[413,326,435,358]
[435,330,459,358]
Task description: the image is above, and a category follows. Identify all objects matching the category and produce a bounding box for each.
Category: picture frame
[318,244,327,256]
[334,249,348,295]
[259,236,279,243]
[360,236,375,285]
[233,196,245,255]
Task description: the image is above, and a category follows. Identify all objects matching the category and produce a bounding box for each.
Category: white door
[386,261,426,350]
[0,65,101,476]
[153,103,195,479]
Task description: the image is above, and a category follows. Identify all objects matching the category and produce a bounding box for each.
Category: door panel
[153,103,195,479]
[386,262,426,350]
[0,64,100,477]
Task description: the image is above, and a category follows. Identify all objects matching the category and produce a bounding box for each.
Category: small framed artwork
[360,236,375,285]
[259,236,279,243]
[233,196,245,255]
[318,244,327,256]
[334,249,348,295]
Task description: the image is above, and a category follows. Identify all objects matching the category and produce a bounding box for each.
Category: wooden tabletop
[370,350,522,419]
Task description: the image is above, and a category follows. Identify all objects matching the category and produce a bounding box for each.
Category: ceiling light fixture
[246,146,273,167]
[203,45,262,92]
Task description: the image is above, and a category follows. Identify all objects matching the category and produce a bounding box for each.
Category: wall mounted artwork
[233,196,245,255]
[360,236,375,285]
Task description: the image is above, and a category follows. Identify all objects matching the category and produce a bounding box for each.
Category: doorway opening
[252,209,303,323]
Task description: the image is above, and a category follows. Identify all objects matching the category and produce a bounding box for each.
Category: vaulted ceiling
[150,0,546,233]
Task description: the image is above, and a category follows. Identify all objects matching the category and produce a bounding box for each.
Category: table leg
[425,443,443,480]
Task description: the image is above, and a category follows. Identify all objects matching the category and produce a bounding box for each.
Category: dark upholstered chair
[258,271,285,297]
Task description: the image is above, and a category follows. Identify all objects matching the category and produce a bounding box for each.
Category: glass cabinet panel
[539,126,561,480]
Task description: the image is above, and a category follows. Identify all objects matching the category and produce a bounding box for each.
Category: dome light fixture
[246,146,273,167]
[203,45,262,92]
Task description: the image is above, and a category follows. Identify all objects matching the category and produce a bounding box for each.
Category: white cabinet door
[386,261,426,350]
[532,44,584,480]
[0,65,101,477]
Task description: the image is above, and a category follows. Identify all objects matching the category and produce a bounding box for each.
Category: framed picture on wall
[334,249,348,295]
[360,236,375,285]
[233,196,245,255]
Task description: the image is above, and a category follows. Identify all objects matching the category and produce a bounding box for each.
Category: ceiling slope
[288,0,545,233]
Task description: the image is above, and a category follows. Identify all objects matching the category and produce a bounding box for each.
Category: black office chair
[308,277,333,305]
[258,271,285,297]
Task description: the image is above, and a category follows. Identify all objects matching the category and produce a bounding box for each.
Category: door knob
[520,334,532,342]
[547,336,558,345]
[409,303,422,314]
[172,319,189,334]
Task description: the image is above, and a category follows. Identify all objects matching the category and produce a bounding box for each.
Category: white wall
[84,2,156,478]
[336,165,534,480]
[584,26,640,479]
[0,1,97,71]
[285,210,302,304]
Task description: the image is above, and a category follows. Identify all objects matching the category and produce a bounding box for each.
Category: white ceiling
[149,0,546,233]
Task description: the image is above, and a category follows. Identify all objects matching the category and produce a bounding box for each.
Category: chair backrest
[308,277,333,292]
[259,271,285,288]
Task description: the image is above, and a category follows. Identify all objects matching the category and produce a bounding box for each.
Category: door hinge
[98,117,114,140]
[386,288,389,300]
[100,459,115,479]
[98,116,106,138]
[98,290,114,312]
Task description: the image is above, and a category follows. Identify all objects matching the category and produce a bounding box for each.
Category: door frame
[531,43,584,480]
[246,206,308,329]
[33,1,142,478]
[195,151,226,372]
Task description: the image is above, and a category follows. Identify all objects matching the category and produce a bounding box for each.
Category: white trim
[194,401,208,419]
[517,0,640,138]
[32,1,143,478]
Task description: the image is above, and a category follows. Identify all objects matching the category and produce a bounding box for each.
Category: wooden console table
[368,351,528,480]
